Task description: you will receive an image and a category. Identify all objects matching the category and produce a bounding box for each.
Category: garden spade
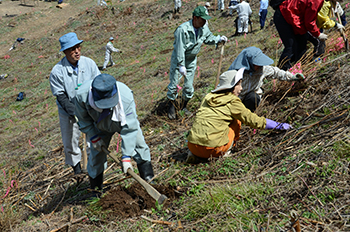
[101,147,168,205]
[335,11,349,51]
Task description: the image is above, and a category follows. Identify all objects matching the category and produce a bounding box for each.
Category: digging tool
[215,43,225,88]
[81,133,88,173]
[335,11,349,51]
[101,147,168,205]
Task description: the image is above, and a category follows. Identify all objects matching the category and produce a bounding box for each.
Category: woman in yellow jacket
[186,68,292,163]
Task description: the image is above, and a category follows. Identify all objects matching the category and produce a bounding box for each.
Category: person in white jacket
[102,37,121,70]
[98,0,107,6]
[218,0,225,12]
[174,0,182,14]
[228,0,252,34]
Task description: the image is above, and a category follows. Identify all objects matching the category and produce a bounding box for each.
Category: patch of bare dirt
[99,183,180,219]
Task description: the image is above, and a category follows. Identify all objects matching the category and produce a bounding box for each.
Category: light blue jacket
[49,56,100,116]
[259,0,268,12]
[172,20,220,66]
[75,80,148,158]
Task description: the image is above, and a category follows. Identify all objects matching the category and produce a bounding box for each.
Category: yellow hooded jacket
[316,0,336,29]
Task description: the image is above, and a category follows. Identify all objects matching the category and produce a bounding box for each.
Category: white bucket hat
[212,68,245,93]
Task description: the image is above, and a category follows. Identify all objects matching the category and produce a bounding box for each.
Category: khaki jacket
[188,92,266,147]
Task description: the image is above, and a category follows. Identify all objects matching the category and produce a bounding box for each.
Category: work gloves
[56,94,76,122]
[335,23,344,32]
[219,35,228,43]
[179,66,187,76]
[122,155,133,173]
[291,73,305,81]
[318,33,328,41]
[90,135,106,152]
[265,118,292,130]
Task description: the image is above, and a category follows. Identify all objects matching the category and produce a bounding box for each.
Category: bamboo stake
[141,215,174,226]
[24,203,36,212]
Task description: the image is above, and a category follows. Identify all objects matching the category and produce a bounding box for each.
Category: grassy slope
[0,0,350,231]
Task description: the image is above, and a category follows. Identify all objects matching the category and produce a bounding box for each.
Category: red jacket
[279,0,324,37]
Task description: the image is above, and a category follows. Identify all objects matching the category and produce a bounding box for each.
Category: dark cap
[193,6,211,20]
[91,74,119,109]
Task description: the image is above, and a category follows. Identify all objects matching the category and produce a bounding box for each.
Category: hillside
[1,0,350,231]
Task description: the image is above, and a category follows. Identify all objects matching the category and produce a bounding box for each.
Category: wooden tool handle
[82,133,88,172]
[127,169,167,205]
[101,147,168,205]
[215,44,225,88]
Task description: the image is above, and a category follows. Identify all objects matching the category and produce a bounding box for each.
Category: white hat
[205,2,210,7]
[109,37,114,41]
[212,68,245,93]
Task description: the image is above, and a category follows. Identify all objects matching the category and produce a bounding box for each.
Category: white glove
[90,135,106,152]
[318,33,328,41]
[122,156,133,173]
[335,2,344,15]
[219,35,228,43]
[179,66,187,76]
[336,23,344,31]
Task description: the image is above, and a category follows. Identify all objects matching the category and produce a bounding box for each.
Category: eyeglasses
[67,44,82,52]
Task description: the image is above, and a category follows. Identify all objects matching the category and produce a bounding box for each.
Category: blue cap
[91,74,119,109]
[59,32,83,52]
[109,37,114,41]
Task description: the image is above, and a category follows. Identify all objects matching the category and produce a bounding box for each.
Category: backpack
[16,92,25,101]
[269,0,286,10]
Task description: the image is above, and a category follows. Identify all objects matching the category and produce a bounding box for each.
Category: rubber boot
[137,161,154,182]
[181,99,191,116]
[89,172,103,190]
[168,100,176,120]
[72,162,81,175]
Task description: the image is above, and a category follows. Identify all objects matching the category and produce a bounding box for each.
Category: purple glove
[265,118,292,130]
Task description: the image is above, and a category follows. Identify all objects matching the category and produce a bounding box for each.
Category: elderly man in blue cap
[75,74,154,190]
[49,32,100,175]
[228,47,304,112]
[102,37,122,71]
[167,6,228,120]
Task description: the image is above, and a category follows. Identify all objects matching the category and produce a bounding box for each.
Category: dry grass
[0,0,350,231]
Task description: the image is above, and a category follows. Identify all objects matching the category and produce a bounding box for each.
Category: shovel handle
[81,133,88,172]
[101,147,168,205]
[215,44,225,88]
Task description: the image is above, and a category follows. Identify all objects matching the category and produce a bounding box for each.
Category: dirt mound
[99,183,179,219]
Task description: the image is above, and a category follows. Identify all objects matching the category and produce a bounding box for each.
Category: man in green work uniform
[167,6,227,119]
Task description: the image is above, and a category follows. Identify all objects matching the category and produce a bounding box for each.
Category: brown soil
[99,183,181,219]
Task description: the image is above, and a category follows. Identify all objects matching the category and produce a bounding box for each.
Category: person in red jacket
[273,0,327,71]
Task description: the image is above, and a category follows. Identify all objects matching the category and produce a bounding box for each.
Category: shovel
[101,147,168,205]
[335,11,349,51]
